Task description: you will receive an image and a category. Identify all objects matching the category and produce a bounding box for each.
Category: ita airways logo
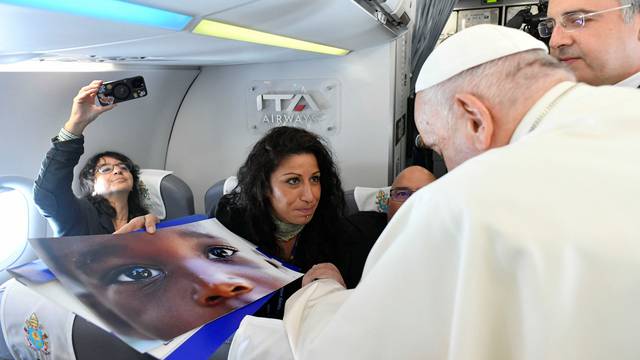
[247,79,339,135]
[23,313,51,355]
[256,93,322,127]
[256,94,320,112]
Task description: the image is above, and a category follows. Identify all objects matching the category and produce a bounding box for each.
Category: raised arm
[33,81,115,236]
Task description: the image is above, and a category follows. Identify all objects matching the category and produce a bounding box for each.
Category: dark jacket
[215,195,385,318]
[339,210,388,285]
[33,137,115,236]
[215,194,339,273]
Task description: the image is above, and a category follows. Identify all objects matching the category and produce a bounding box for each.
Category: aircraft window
[0,189,28,266]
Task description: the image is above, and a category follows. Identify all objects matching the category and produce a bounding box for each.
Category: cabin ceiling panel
[208,0,395,50]
[129,0,259,17]
[0,0,399,65]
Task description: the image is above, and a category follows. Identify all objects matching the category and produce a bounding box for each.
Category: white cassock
[616,71,640,88]
[233,81,640,360]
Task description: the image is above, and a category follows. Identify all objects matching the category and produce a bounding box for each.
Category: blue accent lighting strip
[0,0,192,31]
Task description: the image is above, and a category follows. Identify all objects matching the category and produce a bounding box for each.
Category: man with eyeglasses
[387,166,436,221]
[543,0,640,87]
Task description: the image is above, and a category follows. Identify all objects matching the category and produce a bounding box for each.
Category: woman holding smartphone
[34,80,157,237]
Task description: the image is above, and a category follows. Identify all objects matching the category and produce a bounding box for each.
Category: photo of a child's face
[29,219,300,341]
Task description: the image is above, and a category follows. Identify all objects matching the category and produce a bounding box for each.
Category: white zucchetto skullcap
[415,24,548,92]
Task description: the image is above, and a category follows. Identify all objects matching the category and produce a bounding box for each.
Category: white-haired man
[230,25,640,360]
[545,0,640,87]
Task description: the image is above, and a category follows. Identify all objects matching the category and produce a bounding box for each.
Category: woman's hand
[63,80,115,136]
[113,214,159,234]
[302,263,346,288]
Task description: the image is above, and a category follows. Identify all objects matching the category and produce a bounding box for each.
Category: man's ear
[453,93,494,151]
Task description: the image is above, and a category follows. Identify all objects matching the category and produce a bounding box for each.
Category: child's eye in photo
[114,266,163,283]
[207,246,238,260]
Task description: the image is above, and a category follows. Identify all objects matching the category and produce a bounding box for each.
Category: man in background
[545,0,640,87]
[386,165,436,221]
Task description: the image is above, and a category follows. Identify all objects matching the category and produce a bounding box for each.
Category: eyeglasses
[538,4,631,38]
[96,163,130,174]
[389,187,415,202]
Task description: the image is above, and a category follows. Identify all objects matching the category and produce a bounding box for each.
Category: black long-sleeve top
[33,137,115,236]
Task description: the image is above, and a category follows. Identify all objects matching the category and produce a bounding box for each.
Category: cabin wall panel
[0,69,199,194]
[167,43,396,213]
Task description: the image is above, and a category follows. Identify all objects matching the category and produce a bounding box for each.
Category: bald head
[388,166,436,221]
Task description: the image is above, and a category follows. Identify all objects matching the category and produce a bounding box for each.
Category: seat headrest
[204,176,238,218]
[353,186,390,213]
[139,169,194,220]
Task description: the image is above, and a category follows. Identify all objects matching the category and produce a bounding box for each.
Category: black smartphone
[97,76,148,106]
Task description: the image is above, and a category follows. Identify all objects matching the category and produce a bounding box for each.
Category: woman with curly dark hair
[216,126,346,270]
[215,126,364,319]
[34,80,156,237]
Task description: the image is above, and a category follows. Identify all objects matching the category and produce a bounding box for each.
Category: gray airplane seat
[204,176,238,218]
[343,189,359,216]
[139,169,195,220]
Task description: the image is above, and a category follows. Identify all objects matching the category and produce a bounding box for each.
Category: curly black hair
[217,126,345,259]
[78,151,148,221]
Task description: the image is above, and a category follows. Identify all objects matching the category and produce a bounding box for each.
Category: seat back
[204,176,238,218]
[139,169,194,220]
[343,189,359,216]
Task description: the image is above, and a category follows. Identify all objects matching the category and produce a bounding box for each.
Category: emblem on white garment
[23,313,51,355]
[375,190,389,213]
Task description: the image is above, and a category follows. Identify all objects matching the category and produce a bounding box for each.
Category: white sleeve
[228,316,294,360]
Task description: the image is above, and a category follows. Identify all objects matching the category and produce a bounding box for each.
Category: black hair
[78,151,148,221]
[220,126,345,258]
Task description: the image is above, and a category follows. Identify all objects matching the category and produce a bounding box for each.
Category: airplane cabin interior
[0,0,552,359]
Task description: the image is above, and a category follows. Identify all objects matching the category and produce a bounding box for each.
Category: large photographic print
[17,219,301,352]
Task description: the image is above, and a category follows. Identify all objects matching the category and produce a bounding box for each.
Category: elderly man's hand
[113,214,159,234]
[302,263,346,288]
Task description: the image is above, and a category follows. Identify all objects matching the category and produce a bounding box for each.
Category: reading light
[192,19,350,56]
[0,0,192,31]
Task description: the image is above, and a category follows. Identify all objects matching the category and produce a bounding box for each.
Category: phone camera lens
[113,84,131,99]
